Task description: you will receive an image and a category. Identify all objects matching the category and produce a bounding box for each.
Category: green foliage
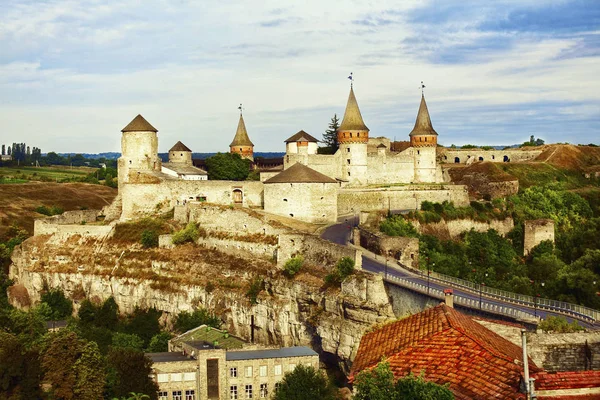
[284,256,304,277]
[246,276,264,305]
[321,113,340,153]
[354,361,454,400]
[173,308,221,333]
[120,307,162,349]
[171,222,200,245]
[273,365,337,400]
[204,152,250,180]
[0,332,43,399]
[73,341,106,400]
[35,205,64,216]
[106,348,158,400]
[147,332,172,352]
[41,330,84,400]
[0,225,29,269]
[324,257,355,286]
[40,288,73,320]
[140,229,159,248]
[380,215,418,237]
[461,144,477,149]
[538,316,585,333]
[113,218,169,244]
[112,332,144,351]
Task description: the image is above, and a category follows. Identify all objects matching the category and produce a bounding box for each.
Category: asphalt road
[321,216,596,329]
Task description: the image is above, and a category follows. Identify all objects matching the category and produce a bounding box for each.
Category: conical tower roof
[121,114,158,132]
[169,141,192,152]
[338,86,369,132]
[409,95,438,136]
[229,114,254,147]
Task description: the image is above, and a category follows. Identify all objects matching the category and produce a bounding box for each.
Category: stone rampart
[524,219,555,255]
[33,209,112,238]
[159,234,277,261]
[337,185,469,215]
[529,332,600,372]
[439,148,543,164]
[413,217,514,240]
[277,233,361,269]
[357,227,419,268]
[187,204,284,236]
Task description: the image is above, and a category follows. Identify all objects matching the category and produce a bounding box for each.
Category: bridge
[321,217,600,329]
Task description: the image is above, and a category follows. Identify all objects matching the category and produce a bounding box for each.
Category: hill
[0,183,117,238]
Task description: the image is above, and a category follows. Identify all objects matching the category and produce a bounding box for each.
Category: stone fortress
[114,83,495,224]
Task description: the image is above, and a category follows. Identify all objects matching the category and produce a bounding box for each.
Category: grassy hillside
[0,165,96,183]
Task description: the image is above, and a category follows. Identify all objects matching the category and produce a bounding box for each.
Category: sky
[1,0,599,153]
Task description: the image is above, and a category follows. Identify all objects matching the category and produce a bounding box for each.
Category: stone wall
[264,182,338,224]
[357,227,419,268]
[33,210,113,238]
[277,233,361,269]
[337,185,469,215]
[187,204,284,236]
[160,234,277,261]
[524,219,555,255]
[120,179,264,219]
[413,217,514,240]
[439,148,543,164]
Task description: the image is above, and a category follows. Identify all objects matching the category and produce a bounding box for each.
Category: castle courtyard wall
[439,148,543,164]
[264,182,338,224]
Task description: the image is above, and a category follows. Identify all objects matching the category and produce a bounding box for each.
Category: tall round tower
[117,114,162,185]
[337,85,369,185]
[229,111,254,162]
[409,94,438,183]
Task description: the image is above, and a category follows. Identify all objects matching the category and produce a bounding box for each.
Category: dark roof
[284,130,319,143]
[409,95,438,137]
[377,143,387,148]
[162,163,207,175]
[122,114,158,132]
[46,320,68,329]
[350,304,540,400]
[226,346,317,361]
[263,162,337,184]
[146,352,194,363]
[390,141,411,152]
[230,114,254,147]
[338,86,369,132]
[169,141,192,152]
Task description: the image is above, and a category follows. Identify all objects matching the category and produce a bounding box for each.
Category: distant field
[0,165,96,183]
[0,182,117,238]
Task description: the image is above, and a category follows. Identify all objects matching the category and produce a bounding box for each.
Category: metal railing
[382,273,534,321]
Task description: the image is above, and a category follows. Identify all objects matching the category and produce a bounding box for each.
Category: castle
[116,84,469,223]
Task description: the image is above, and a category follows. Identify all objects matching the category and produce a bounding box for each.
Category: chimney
[444,289,454,308]
[522,329,531,399]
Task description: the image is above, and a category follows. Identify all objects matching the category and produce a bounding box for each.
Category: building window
[347,171,351,176]
[173,391,182,400]
[230,385,238,400]
[274,365,282,376]
[171,373,182,382]
[275,382,282,392]
[417,150,420,155]
[347,159,350,164]
[184,372,196,381]
[245,384,253,399]
[260,383,268,398]
[157,373,169,383]
[259,365,267,377]
[230,367,238,378]
[185,390,195,400]
[347,147,350,152]
[245,366,253,378]
[158,392,168,400]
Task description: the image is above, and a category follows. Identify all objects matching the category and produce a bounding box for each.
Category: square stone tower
[523,219,555,255]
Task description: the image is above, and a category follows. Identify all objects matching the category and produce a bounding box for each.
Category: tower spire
[338,83,369,132]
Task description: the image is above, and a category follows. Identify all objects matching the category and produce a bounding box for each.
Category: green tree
[141,229,159,248]
[147,332,172,352]
[273,365,337,400]
[112,332,144,351]
[283,256,304,277]
[106,348,158,400]
[325,257,355,286]
[380,215,418,237]
[96,296,119,329]
[173,308,220,333]
[0,332,43,399]
[41,288,73,320]
[321,114,340,153]
[73,341,106,400]
[121,307,162,348]
[204,152,250,181]
[41,331,83,400]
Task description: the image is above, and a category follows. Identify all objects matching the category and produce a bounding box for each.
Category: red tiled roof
[534,371,600,391]
[350,304,540,400]
[537,395,600,400]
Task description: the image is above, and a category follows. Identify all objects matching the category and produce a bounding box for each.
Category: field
[0,165,97,183]
[0,182,118,238]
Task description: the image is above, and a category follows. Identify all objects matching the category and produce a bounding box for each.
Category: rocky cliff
[9,233,394,373]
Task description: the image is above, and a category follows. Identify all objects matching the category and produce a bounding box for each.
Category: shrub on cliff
[324,257,355,286]
[380,215,418,237]
[140,229,158,248]
[171,222,200,245]
[283,256,304,277]
[41,288,73,320]
[173,308,220,333]
[538,316,584,333]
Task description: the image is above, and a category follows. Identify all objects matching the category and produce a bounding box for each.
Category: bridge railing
[382,273,534,321]
[407,268,600,323]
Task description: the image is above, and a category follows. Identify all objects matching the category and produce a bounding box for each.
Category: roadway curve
[321,216,596,329]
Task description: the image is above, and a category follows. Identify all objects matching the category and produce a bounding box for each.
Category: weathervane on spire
[420,81,426,96]
[348,72,353,87]
[238,103,243,115]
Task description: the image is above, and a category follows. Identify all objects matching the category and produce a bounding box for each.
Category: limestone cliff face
[9,235,394,373]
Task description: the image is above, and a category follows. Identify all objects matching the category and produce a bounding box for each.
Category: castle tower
[168,141,192,165]
[337,85,369,185]
[117,114,162,185]
[409,94,438,183]
[229,110,254,162]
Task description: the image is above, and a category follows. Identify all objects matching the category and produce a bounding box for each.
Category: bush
[284,256,304,277]
[246,277,263,305]
[380,215,419,237]
[273,365,337,400]
[173,308,221,333]
[325,257,356,286]
[171,222,200,245]
[35,205,64,216]
[538,316,584,333]
[140,229,159,248]
[40,288,73,320]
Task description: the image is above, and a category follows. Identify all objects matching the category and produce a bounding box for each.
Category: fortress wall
[159,234,277,261]
[34,210,111,238]
[337,185,470,215]
[187,204,284,236]
[264,182,338,224]
[358,227,419,268]
[413,218,514,239]
[277,233,361,269]
[439,148,543,164]
[120,179,264,219]
[286,153,342,180]
[524,219,555,255]
[365,153,415,184]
